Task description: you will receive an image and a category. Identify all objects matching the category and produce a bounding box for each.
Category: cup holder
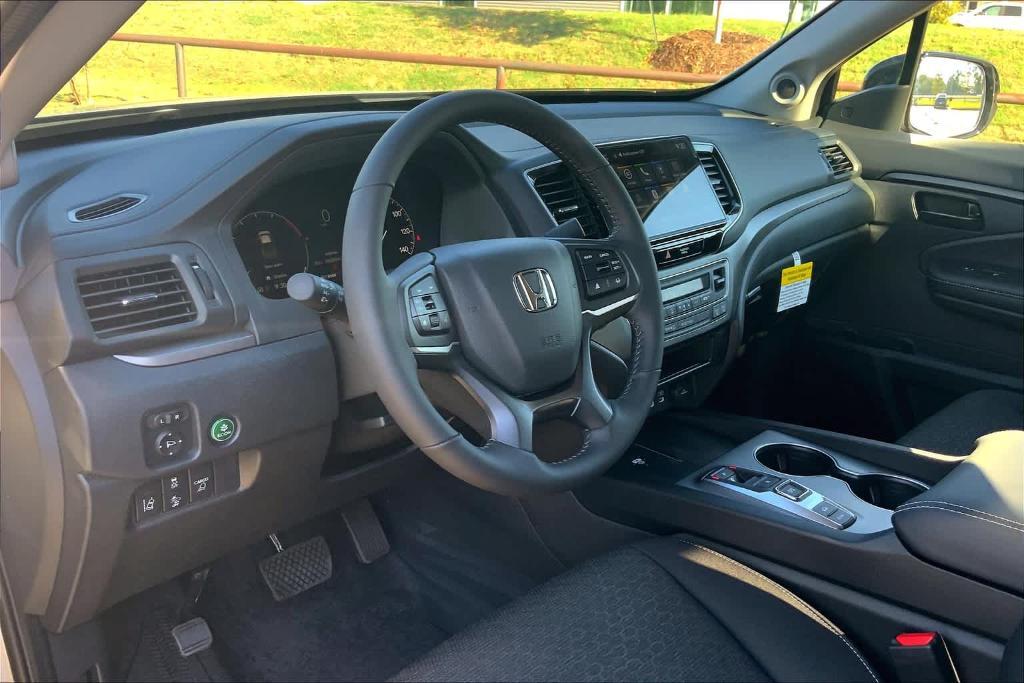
[755,443,927,510]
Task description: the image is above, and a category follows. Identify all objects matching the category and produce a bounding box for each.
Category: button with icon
[189,462,215,502]
[135,481,163,522]
[162,471,189,512]
[208,416,237,444]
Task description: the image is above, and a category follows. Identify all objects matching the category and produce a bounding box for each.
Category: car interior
[1,1,1022,681]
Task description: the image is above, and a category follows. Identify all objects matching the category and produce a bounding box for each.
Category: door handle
[913,192,984,230]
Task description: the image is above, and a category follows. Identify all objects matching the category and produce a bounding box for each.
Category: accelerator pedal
[341,499,390,564]
[258,534,332,601]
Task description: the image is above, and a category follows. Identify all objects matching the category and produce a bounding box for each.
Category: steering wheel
[341,90,663,496]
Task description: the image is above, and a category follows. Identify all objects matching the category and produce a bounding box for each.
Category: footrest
[258,535,332,601]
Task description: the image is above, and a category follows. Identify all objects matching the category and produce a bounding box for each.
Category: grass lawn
[44,1,1023,143]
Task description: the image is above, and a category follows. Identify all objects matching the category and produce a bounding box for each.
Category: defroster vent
[77,261,197,338]
[528,164,607,238]
[70,194,146,222]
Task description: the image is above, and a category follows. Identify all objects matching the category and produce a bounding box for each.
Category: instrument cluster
[233,166,440,299]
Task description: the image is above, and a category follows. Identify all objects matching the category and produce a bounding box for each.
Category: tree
[713,0,724,44]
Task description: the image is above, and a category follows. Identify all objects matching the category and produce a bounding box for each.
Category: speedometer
[382,198,418,270]
[233,210,309,299]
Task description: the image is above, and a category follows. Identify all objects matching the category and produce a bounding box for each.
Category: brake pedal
[258,535,332,601]
[341,498,390,564]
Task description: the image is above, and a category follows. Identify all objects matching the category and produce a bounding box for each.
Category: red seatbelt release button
[890,631,960,682]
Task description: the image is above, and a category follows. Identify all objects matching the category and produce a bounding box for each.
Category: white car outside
[949,3,1024,30]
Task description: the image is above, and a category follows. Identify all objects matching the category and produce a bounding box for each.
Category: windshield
[40,0,833,117]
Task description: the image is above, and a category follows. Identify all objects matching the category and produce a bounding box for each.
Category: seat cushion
[898,389,1024,456]
[393,537,878,682]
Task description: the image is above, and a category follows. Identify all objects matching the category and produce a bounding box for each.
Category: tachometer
[382,198,418,270]
[233,210,309,299]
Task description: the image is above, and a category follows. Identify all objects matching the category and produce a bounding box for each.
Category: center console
[683,430,928,534]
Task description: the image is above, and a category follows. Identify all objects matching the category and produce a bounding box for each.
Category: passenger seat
[898,389,1024,456]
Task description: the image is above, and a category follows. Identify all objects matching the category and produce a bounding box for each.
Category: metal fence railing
[109,33,1024,106]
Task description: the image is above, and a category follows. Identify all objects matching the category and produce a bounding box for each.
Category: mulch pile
[648,30,773,75]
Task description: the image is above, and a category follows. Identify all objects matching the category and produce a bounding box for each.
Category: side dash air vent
[70,194,146,222]
[76,261,196,338]
[696,149,740,215]
[820,144,854,177]
[528,164,607,238]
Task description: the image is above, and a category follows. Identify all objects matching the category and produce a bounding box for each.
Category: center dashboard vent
[695,148,740,215]
[76,261,197,338]
[69,194,146,222]
[528,164,607,238]
[820,144,854,177]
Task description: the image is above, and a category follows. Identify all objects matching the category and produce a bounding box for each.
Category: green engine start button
[209,416,237,444]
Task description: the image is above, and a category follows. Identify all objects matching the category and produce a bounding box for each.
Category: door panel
[803,123,1023,435]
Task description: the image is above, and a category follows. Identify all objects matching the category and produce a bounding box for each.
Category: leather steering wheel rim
[341,90,663,496]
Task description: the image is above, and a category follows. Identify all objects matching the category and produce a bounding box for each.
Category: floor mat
[199,517,449,682]
[373,468,567,635]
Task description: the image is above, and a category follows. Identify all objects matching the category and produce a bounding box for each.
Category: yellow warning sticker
[777,262,813,312]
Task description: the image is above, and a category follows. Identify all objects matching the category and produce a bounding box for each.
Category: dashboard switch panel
[142,403,194,465]
[133,459,226,525]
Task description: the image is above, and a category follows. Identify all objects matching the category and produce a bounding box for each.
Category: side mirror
[908,52,1000,139]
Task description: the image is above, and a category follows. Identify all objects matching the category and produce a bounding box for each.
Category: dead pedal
[341,498,390,564]
[258,535,332,601]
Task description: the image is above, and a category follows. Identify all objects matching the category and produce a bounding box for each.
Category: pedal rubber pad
[258,535,332,601]
[171,617,213,657]
[341,499,390,564]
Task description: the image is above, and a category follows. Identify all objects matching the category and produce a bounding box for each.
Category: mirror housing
[858,51,1000,139]
[908,52,1000,139]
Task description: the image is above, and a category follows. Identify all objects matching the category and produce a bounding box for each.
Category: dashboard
[1,101,873,634]
[232,166,442,297]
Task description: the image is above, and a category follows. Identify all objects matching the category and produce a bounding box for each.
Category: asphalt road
[908,104,980,136]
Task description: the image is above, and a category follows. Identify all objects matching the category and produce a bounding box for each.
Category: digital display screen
[661,274,708,302]
[602,137,727,241]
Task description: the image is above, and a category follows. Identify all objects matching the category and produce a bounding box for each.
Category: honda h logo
[512,268,558,312]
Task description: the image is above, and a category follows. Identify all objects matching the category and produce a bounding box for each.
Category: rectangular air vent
[70,194,145,222]
[77,261,196,338]
[820,144,854,177]
[696,149,740,215]
[528,164,607,238]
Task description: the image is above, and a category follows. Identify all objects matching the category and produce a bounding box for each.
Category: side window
[837,8,1019,144]
[837,20,913,92]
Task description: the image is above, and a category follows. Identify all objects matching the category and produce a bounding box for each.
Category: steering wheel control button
[411,292,446,316]
[576,248,626,284]
[209,416,237,444]
[189,462,215,502]
[775,480,810,501]
[414,310,450,335]
[155,431,186,458]
[409,275,439,297]
[135,481,163,522]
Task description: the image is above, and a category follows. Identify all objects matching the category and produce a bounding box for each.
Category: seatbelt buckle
[889,631,960,683]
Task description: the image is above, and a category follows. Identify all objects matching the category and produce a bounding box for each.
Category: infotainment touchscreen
[601,137,727,241]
